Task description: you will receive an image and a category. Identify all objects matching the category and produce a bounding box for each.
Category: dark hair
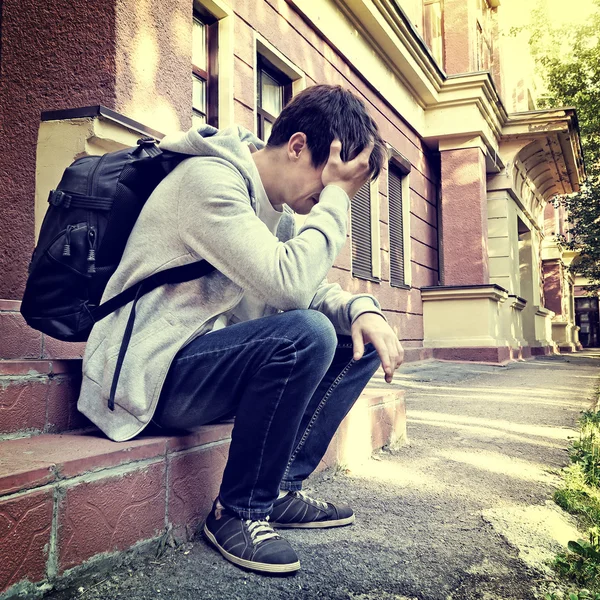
[266,85,386,180]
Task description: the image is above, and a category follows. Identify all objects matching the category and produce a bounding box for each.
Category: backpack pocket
[21,222,96,340]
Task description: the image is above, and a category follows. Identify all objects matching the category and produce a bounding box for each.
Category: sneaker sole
[203,524,301,574]
[271,514,355,529]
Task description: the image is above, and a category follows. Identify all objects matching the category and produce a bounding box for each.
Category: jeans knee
[289,310,337,362]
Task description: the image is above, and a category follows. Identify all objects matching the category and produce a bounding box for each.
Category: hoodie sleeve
[309,279,386,335]
[175,156,350,311]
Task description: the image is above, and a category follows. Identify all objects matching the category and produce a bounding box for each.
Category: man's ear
[287,132,307,161]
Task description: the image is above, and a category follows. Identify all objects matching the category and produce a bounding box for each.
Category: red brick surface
[0,378,48,435]
[0,433,168,482]
[0,312,42,360]
[42,337,86,360]
[370,403,395,449]
[0,489,53,593]
[167,442,230,534]
[0,454,56,496]
[45,376,89,433]
[58,462,166,573]
[433,346,512,363]
[166,423,232,453]
[0,361,53,376]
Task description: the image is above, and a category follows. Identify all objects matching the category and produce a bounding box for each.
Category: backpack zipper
[87,226,97,274]
[62,225,74,257]
[88,154,107,196]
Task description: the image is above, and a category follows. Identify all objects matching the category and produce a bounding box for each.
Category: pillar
[440,146,489,286]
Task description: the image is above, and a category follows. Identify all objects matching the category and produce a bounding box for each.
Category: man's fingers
[329,139,342,160]
[372,339,392,382]
[351,328,365,361]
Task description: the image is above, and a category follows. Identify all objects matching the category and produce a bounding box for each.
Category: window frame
[192,6,219,128]
[387,146,412,289]
[256,54,293,141]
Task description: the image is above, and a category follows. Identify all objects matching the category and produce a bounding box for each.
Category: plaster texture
[0,0,117,299]
[440,148,489,286]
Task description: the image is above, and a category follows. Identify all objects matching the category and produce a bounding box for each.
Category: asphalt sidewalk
[47,351,600,600]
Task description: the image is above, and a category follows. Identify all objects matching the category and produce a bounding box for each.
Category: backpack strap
[48,190,113,211]
[89,259,217,411]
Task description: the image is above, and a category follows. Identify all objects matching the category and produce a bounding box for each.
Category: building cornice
[421,284,509,303]
[287,0,584,191]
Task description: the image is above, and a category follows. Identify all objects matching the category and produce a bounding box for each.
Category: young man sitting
[78,84,404,574]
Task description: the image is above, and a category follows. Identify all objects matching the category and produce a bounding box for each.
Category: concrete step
[0,360,88,437]
[0,389,406,598]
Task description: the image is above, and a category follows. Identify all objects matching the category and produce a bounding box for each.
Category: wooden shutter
[389,164,405,287]
[351,182,374,281]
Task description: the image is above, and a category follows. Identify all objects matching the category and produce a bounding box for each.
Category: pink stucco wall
[543,260,563,316]
[0,0,117,299]
[442,0,472,74]
[439,147,488,285]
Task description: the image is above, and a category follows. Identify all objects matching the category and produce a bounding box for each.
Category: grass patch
[550,383,600,595]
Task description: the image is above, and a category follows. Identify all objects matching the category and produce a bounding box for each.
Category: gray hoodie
[77,125,384,441]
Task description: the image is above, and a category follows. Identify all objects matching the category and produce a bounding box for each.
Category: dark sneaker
[270,491,355,529]
[203,500,300,574]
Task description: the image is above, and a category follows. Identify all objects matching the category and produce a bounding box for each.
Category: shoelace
[245,518,279,545]
[296,490,328,510]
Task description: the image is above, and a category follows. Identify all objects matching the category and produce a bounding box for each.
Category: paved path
[47,351,600,600]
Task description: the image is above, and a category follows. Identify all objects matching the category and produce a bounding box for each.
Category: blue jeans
[154,309,381,519]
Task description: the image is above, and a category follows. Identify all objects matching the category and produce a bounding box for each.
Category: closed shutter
[351,182,374,280]
[389,164,405,287]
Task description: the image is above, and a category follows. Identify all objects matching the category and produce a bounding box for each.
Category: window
[192,8,218,128]
[388,163,406,287]
[423,0,443,67]
[351,182,378,282]
[475,0,493,71]
[257,55,292,141]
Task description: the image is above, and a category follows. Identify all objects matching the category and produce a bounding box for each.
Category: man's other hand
[321,139,374,199]
[351,313,404,383]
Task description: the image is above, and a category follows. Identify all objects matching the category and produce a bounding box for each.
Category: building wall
[0,0,439,354]
[0,0,118,299]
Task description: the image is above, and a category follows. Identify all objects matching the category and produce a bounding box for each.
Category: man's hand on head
[321,139,374,199]
[351,313,404,384]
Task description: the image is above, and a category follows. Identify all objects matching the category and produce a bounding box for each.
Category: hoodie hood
[159,125,265,197]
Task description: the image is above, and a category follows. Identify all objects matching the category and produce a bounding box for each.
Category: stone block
[166,423,232,453]
[0,489,53,594]
[0,377,48,435]
[0,454,56,496]
[167,442,230,535]
[233,55,254,111]
[58,462,166,573]
[0,433,167,481]
[0,312,42,360]
[41,337,86,360]
[45,375,89,433]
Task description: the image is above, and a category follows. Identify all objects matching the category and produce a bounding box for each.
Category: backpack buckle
[137,137,158,146]
[48,190,71,208]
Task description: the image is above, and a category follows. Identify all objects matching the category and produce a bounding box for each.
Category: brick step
[0,360,87,437]
[0,300,86,361]
[0,389,406,598]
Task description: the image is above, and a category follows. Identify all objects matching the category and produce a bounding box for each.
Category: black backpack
[21,137,216,409]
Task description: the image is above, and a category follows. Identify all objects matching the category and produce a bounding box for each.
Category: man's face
[280,136,326,215]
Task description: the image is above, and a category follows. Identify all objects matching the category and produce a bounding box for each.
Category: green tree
[526,0,600,293]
